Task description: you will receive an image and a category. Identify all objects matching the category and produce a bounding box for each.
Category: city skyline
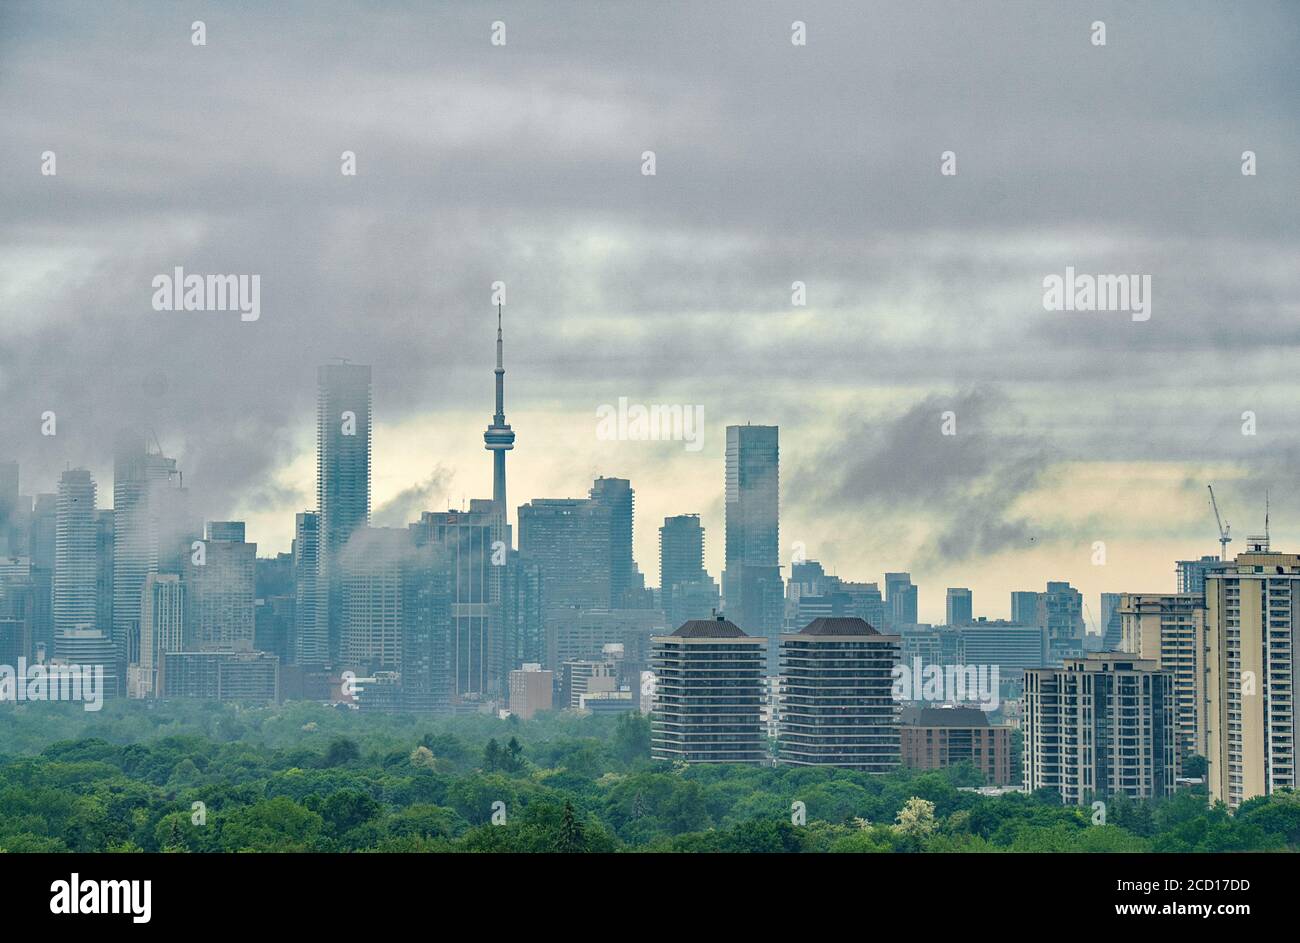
[0,331,1284,630]
[2,2,1297,627]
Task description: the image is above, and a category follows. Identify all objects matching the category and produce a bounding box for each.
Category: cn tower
[483,303,515,517]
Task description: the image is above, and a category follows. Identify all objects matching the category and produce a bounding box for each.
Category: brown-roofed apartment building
[900,706,1013,785]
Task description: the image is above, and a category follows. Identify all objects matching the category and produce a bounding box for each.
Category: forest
[0,700,1295,853]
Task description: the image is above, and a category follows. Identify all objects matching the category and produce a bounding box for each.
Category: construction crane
[1208,485,1231,560]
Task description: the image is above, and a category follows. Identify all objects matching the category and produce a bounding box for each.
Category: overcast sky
[2,1,1298,624]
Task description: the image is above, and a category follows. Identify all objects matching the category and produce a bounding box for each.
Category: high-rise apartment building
[779,617,900,772]
[315,362,372,667]
[339,526,407,673]
[1118,592,1207,762]
[1017,582,1085,664]
[1204,539,1300,806]
[134,573,185,698]
[1099,592,1124,651]
[183,521,255,651]
[659,514,707,614]
[651,616,767,764]
[1023,653,1176,803]
[112,429,189,679]
[54,469,98,637]
[1176,555,1220,596]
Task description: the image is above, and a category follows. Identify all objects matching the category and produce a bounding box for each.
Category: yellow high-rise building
[1204,539,1299,807]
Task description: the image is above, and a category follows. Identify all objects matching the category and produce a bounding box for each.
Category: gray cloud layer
[1,1,1297,597]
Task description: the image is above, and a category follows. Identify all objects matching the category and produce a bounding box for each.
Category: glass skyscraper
[314,362,372,667]
[723,424,782,672]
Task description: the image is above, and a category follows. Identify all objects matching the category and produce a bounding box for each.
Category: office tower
[133,573,184,698]
[0,557,38,662]
[1010,591,1039,626]
[315,362,372,667]
[400,543,453,712]
[518,496,612,612]
[883,572,918,627]
[412,502,503,701]
[651,616,767,764]
[483,305,515,517]
[183,522,256,651]
[839,581,886,629]
[1117,592,1207,763]
[0,462,18,554]
[900,707,1014,784]
[159,650,279,703]
[503,551,544,668]
[54,469,98,638]
[95,510,113,641]
[946,587,973,626]
[255,595,295,666]
[878,569,909,621]
[659,514,706,613]
[112,429,187,679]
[956,620,1047,697]
[724,425,779,573]
[292,511,322,667]
[779,617,901,772]
[509,664,553,719]
[338,526,406,673]
[789,560,831,596]
[589,477,639,607]
[1023,654,1176,804]
[1097,592,1122,650]
[1204,538,1300,807]
[723,424,782,666]
[1176,555,1220,595]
